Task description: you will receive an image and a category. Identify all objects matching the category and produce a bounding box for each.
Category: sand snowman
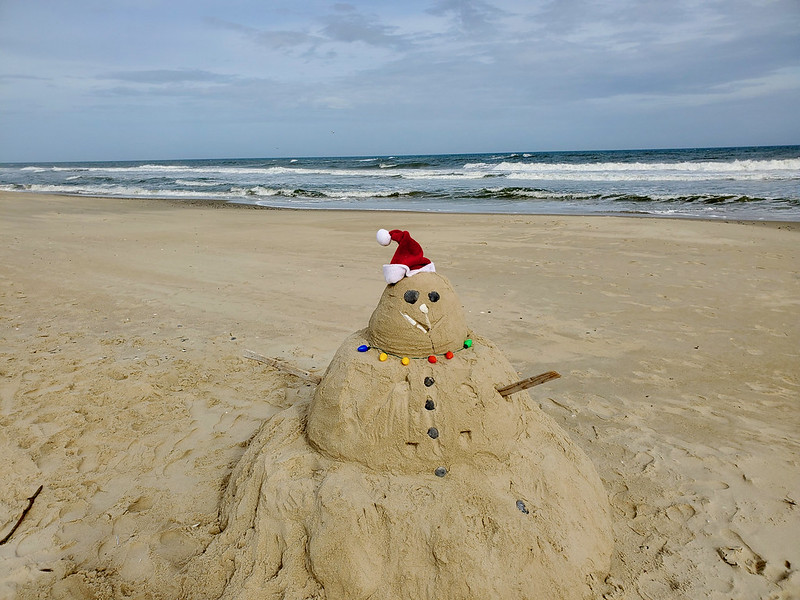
[183,230,613,600]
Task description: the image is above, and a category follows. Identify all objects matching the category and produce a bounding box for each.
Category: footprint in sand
[717,530,767,575]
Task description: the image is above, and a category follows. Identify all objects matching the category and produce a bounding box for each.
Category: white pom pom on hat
[376,228,392,246]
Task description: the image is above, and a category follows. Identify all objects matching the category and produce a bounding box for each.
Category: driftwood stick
[496,371,561,397]
[0,485,43,545]
[243,350,322,385]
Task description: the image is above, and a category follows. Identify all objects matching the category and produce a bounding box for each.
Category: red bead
[428,355,437,364]
[445,351,454,359]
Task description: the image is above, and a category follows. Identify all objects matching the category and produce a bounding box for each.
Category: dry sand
[1,191,798,599]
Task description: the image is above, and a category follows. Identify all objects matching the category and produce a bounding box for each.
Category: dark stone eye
[428,291,440,303]
[404,290,419,304]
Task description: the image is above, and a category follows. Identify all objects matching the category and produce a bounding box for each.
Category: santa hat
[376,229,436,284]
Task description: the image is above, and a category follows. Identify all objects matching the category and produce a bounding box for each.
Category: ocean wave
[0,183,229,198]
[7,163,520,182]
[63,162,444,179]
[12,157,796,184]
[377,161,435,169]
[232,186,440,200]
[462,187,798,206]
[463,159,800,181]
[175,179,220,187]
[4,181,794,206]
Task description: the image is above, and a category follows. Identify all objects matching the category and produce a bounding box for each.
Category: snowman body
[308,273,528,475]
[303,272,613,599]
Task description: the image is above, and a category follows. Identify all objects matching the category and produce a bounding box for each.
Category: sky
[1,0,799,162]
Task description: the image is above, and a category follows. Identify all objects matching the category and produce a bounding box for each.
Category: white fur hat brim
[382,262,435,284]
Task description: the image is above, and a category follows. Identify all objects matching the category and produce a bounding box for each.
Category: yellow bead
[401,357,410,366]
[379,352,388,362]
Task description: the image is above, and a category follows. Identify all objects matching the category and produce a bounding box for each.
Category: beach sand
[1,191,798,599]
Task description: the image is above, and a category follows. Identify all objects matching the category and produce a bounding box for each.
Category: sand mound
[182,272,612,599]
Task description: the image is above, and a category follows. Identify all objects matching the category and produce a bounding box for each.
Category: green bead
[463,338,473,348]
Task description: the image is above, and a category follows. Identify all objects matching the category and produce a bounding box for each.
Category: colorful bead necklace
[357,338,473,364]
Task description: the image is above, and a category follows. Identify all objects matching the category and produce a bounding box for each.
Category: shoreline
[4,190,800,229]
[2,190,798,599]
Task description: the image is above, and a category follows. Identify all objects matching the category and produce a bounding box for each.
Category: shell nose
[419,303,429,314]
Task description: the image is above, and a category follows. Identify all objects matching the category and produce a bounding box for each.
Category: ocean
[2,146,798,221]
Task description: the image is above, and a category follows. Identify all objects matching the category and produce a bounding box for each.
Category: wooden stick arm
[496,371,561,397]
[243,350,322,384]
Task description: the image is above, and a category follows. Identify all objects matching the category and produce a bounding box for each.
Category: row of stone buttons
[423,375,447,477]
[421,373,529,514]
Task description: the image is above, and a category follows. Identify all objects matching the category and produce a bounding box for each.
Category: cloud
[0,74,49,82]
[319,4,410,49]
[205,17,320,50]
[207,3,416,59]
[89,1,800,117]
[101,69,236,84]
[426,0,503,34]
[583,65,800,111]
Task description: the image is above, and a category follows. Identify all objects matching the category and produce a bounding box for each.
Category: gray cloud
[205,17,320,50]
[101,69,236,84]
[0,73,49,82]
[124,1,800,115]
[427,0,503,34]
[320,4,410,49]
[207,4,414,56]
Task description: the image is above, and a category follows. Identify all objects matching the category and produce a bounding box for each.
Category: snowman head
[367,271,469,357]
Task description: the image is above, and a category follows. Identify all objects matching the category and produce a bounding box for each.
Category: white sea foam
[175,179,218,187]
[4,182,227,199]
[34,163,467,182]
[463,159,800,181]
[18,158,796,184]
[399,170,491,181]
[234,186,421,200]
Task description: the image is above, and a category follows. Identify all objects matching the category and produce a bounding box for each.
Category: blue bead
[357,345,369,352]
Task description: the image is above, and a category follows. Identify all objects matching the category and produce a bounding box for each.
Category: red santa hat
[376,229,436,284]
